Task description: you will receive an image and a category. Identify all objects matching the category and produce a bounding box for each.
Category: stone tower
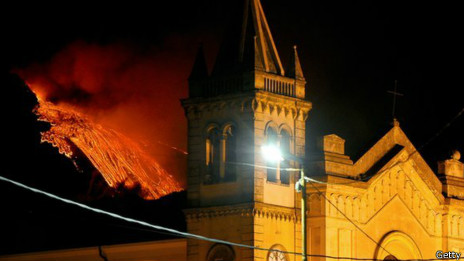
[182,0,312,260]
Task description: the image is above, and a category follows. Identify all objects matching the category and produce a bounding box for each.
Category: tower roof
[212,0,284,76]
[286,45,305,80]
[189,45,209,81]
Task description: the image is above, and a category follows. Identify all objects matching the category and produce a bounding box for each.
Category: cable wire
[305,178,395,257]
[307,106,464,186]
[0,175,449,261]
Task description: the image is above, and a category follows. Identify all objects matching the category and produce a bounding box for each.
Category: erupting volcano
[15,41,190,200]
[33,98,181,199]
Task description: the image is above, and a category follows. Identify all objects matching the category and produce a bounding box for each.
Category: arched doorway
[374,231,422,261]
[384,255,398,260]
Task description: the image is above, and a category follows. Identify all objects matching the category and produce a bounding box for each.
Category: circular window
[268,245,288,261]
[207,244,235,261]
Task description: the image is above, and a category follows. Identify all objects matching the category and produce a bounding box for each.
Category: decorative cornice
[184,203,298,222]
[182,92,312,121]
[314,166,450,237]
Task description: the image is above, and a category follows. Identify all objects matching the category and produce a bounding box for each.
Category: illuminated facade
[2,0,464,261]
[181,0,464,260]
[181,0,311,260]
[306,125,464,261]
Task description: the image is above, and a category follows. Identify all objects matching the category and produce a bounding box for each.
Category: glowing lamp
[261,144,283,162]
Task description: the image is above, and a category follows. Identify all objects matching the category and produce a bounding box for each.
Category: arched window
[224,125,237,182]
[206,127,220,183]
[207,244,235,261]
[205,124,238,184]
[264,125,293,184]
[266,127,279,182]
[279,130,291,184]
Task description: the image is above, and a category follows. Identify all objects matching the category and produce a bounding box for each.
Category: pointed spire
[189,45,208,81]
[286,45,305,80]
[212,0,284,76]
[254,36,264,71]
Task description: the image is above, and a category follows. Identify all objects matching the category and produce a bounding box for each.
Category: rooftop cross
[387,80,404,120]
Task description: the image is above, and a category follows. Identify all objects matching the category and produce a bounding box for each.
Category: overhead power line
[306,179,395,257]
[0,175,449,261]
[309,106,464,186]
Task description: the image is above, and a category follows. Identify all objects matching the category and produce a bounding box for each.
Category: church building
[2,0,464,260]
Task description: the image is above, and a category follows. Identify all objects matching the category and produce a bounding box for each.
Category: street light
[261,145,308,261]
[261,144,284,162]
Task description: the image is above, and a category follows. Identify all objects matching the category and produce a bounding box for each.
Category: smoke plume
[15,39,196,190]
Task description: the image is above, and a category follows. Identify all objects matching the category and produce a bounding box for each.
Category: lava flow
[32,94,182,200]
[14,41,190,200]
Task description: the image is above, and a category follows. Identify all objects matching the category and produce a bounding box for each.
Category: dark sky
[0,0,463,255]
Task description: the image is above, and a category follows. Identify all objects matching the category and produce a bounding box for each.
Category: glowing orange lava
[33,96,182,200]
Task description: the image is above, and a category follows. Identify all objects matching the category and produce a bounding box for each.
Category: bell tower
[182,0,312,260]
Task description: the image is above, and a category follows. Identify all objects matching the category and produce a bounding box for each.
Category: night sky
[1,0,462,255]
